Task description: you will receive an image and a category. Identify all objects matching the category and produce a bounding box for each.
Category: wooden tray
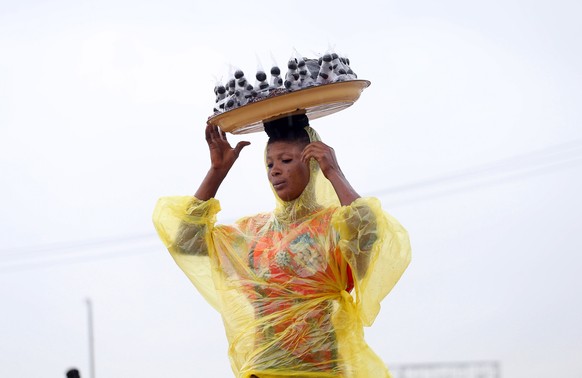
[207,80,371,134]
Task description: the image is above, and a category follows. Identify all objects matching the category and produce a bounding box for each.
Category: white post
[86,298,95,378]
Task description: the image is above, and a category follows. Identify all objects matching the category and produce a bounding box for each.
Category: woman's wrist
[325,169,360,206]
[195,167,229,200]
[323,167,344,182]
[208,165,231,178]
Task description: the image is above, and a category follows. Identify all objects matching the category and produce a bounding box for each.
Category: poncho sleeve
[331,197,411,326]
[152,196,223,311]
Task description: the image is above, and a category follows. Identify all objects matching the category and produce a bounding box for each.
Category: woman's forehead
[266,141,304,157]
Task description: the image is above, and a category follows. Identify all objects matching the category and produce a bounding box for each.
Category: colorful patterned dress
[153,195,411,378]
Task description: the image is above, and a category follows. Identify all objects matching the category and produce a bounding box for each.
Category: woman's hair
[264,113,311,146]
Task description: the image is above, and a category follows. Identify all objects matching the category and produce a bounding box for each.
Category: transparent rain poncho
[153,126,411,378]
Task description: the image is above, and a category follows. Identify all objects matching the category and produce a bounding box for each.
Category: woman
[153,114,411,377]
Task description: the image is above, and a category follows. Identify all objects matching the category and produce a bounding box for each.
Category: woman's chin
[276,191,299,202]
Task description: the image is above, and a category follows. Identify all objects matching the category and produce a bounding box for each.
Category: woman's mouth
[272,181,285,190]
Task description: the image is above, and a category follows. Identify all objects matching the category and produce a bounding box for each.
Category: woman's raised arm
[301,141,360,206]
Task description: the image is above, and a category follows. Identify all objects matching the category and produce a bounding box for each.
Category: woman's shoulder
[303,206,339,229]
[235,211,273,231]
[319,205,341,219]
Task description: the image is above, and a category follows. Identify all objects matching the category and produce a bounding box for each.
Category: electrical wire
[376,154,582,207]
[0,240,160,273]
[0,232,157,257]
[1,139,581,273]
[367,139,582,197]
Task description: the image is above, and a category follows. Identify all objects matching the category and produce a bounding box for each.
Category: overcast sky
[1,0,581,377]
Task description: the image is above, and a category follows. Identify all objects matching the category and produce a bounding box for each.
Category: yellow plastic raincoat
[153,127,411,377]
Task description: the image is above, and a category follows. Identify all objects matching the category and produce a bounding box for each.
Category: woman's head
[263,114,340,220]
[264,113,311,147]
[264,114,311,202]
[266,140,310,201]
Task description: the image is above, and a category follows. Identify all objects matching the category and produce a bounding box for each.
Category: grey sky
[1,0,581,377]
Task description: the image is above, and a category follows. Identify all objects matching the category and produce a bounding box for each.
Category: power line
[366,139,582,200]
[0,232,157,258]
[376,155,582,207]
[368,140,582,196]
[2,139,580,272]
[0,243,158,273]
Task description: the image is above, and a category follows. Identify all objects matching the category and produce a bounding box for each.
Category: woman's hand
[301,141,360,206]
[301,141,341,179]
[205,124,250,172]
[195,125,250,201]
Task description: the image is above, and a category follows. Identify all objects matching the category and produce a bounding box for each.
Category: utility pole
[86,298,95,378]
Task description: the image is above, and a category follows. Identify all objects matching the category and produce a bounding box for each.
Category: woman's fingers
[302,142,341,176]
[302,142,332,162]
[205,124,228,145]
[205,124,213,142]
[206,124,218,142]
[302,145,318,163]
[205,124,250,157]
[212,126,221,141]
[234,141,251,156]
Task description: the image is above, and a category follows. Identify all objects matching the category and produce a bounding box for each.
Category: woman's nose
[270,164,281,176]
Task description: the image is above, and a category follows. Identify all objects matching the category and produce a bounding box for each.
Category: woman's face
[266,141,310,202]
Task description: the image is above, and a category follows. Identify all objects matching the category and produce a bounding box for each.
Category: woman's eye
[282,159,292,163]
[267,163,273,169]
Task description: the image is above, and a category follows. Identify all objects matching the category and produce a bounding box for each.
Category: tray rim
[207,79,371,134]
